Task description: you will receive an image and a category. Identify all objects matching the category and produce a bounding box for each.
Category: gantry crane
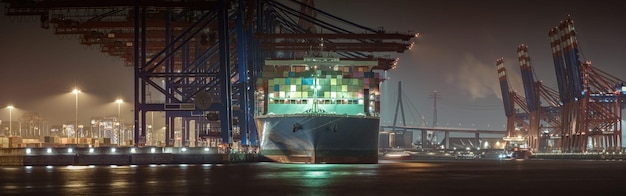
[2,0,230,147]
[2,0,416,150]
[501,16,624,153]
[496,58,531,149]
[549,16,624,153]
[517,44,562,153]
[517,44,540,152]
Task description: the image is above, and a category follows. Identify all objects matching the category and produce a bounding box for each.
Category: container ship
[254,54,383,163]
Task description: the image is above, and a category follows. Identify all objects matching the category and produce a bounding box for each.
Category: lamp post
[73,89,81,138]
[7,105,13,136]
[116,99,123,145]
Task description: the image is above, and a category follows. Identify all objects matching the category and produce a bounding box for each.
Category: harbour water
[1,159,625,195]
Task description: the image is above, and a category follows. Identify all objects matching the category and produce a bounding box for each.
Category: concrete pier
[533,153,626,160]
[0,147,264,166]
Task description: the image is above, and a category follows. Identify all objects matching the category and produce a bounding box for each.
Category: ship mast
[312,68,320,113]
[309,38,325,114]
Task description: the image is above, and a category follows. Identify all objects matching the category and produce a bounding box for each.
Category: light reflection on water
[1,160,625,195]
[256,163,380,191]
[1,162,386,195]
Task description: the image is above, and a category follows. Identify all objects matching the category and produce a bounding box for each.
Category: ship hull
[255,114,380,163]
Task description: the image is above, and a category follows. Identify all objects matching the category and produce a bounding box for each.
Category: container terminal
[0,0,624,165]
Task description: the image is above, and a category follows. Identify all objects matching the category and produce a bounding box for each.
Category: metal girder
[537,83,562,152]
[579,62,624,152]
[260,42,411,53]
[215,0,233,145]
[254,33,415,41]
[261,0,415,71]
[496,58,514,117]
[517,44,559,152]
[518,45,539,111]
[2,0,216,9]
[124,1,236,147]
[267,57,399,70]
[55,20,193,29]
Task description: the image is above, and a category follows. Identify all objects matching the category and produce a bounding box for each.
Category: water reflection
[0,160,625,195]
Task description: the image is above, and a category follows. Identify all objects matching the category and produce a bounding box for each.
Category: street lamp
[115,99,123,145]
[73,89,81,138]
[7,105,13,136]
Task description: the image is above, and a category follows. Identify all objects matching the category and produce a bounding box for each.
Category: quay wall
[0,147,263,166]
[533,153,626,160]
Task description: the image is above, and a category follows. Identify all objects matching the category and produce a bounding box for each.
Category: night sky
[0,0,624,139]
